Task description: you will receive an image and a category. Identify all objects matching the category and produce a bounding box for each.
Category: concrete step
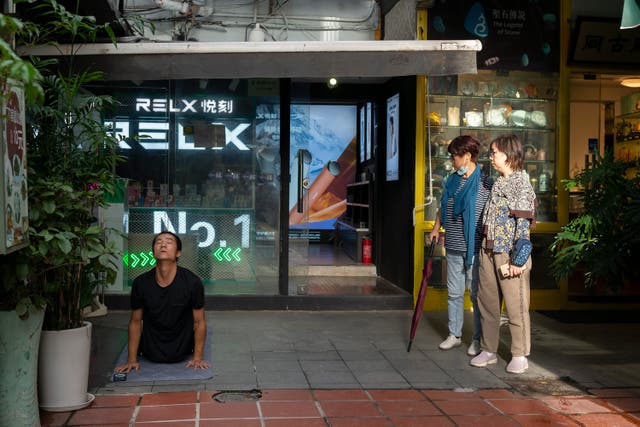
[289,264,376,277]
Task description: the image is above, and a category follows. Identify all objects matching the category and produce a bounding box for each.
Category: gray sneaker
[439,335,462,350]
[467,340,481,356]
[506,356,528,374]
[470,351,497,367]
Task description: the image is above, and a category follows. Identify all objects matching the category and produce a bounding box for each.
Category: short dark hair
[447,135,480,162]
[152,231,182,251]
[491,134,524,171]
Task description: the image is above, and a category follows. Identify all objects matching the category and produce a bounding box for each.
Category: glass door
[288,103,312,294]
[287,100,359,295]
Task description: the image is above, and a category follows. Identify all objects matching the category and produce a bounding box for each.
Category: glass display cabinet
[425,70,559,223]
[615,92,640,162]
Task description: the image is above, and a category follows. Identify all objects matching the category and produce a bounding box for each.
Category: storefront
[23,39,481,306]
[20,1,638,310]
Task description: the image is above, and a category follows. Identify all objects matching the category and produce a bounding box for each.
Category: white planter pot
[38,321,95,412]
[0,307,45,427]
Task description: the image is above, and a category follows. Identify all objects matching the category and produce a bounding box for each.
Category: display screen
[366,102,373,160]
[386,94,400,182]
[359,105,366,163]
[289,104,357,231]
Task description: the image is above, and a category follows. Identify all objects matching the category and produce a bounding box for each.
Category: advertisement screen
[289,104,357,231]
[359,105,366,163]
[386,94,400,182]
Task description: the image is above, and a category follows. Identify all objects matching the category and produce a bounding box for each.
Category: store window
[425,70,559,223]
[424,70,559,291]
[102,79,281,295]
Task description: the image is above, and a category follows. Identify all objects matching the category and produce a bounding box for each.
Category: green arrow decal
[123,253,129,267]
[214,247,224,261]
[223,247,232,261]
[149,252,156,267]
[232,248,241,262]
[130,253,140,268]
[140,251,149,267]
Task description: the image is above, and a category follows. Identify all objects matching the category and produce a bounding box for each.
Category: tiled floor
[40,388,640,426]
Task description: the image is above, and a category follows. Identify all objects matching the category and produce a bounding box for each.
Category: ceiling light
[620,78,640,88]
[327,77,338,89]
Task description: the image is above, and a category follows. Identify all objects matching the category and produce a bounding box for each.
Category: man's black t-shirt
[131,266,205,363]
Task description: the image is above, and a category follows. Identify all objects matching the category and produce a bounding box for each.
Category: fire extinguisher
[362,236,372,264]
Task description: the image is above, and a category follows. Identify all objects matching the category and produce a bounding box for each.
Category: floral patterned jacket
[482,170,537,254]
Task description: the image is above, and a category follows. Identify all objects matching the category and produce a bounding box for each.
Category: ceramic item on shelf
[464,111,483,127]
[447,106,460,126]
[460,80,475,96]
[477,81,490,96]
[485,108,508,126]
[523,144,537,160]
[510,110,528,127]
[503,83,517,98]
[525,83,538,98]
[530,110,547,127]
[537,149,547,160]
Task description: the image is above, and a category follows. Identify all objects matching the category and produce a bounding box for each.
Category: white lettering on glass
[135,98,235,114]
[151,211,251,249]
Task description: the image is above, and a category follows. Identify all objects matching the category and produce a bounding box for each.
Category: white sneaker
[506,356,528,374]
[467,340,481,356]
[438,335,462,350]
[470,351,497,367]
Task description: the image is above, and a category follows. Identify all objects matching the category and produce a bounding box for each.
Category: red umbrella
[407,237,437,352]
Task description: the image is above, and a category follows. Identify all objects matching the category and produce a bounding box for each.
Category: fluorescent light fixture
[620,78,640,88]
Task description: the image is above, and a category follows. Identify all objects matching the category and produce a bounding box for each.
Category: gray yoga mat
[113,332,213,382]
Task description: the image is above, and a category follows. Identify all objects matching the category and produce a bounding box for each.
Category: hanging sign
[570,17,640,66]
[428,0,560,72]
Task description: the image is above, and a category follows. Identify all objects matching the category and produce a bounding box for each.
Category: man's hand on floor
[114,361,140,373]
[186,358,210,370]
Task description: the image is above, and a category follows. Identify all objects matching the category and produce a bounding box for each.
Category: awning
[20,40,481,81]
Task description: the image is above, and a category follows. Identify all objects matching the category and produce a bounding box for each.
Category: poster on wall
[0,83,29,253]
[386,93,400,182]
[427,0,559,72]
[289,104,357,234]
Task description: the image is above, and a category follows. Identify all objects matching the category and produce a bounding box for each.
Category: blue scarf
[440,165,480,265]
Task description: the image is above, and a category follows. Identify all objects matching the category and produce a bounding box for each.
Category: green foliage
[0,13,43,104]
[0,11,44,315]
[550,151,640,291]
[8,0,124,329]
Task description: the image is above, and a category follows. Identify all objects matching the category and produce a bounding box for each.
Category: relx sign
[106,94,256,151]
[107,120,251,151]
[127,96,254,117]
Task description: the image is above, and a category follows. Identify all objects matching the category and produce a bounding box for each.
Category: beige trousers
[477,249,531,357]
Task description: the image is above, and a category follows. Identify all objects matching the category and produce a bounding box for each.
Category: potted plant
[549,151,640,294]
[0,10,47,426]
[14,0,123,411]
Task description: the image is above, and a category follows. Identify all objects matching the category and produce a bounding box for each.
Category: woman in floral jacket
[470,134,536,374]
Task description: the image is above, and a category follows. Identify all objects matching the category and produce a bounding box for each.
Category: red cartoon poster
[1,82,29,253]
